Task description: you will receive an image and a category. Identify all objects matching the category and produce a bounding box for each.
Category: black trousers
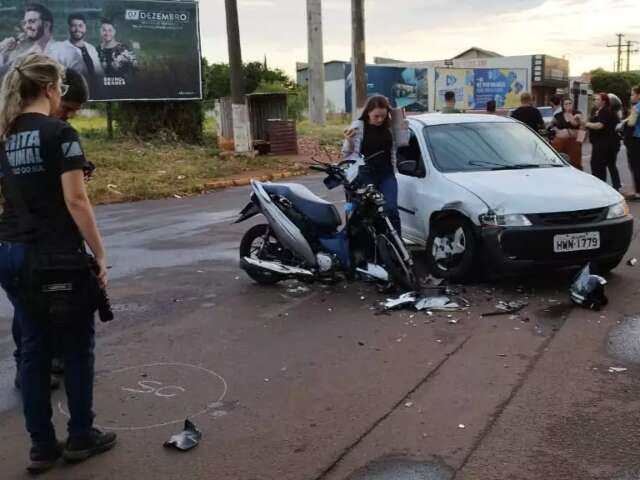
[626,137,640,194]
[591,142,621,190]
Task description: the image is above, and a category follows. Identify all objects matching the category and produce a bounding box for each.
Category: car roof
[408,113,517,127]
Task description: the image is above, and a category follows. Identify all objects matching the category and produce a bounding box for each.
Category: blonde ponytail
[0,53,64,140]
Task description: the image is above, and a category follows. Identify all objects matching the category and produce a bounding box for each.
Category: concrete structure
[296,48,570,114]
[306,0,325,125]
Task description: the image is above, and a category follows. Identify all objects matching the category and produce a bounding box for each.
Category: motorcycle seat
[262,183,341,230]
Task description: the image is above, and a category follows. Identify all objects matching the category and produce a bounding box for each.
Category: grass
[297,118,349,147]
[69,114,292,204]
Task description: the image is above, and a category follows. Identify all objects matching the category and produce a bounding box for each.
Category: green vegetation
[297,118,349,147]
[590,69,640,109]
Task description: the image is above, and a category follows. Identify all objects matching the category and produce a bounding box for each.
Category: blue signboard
[345,65,428,113]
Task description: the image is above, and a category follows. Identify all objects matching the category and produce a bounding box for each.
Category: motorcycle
[234,153,418,290]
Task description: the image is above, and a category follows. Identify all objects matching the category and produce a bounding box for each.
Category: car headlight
[479,213,532,227]
[606,200,630,219]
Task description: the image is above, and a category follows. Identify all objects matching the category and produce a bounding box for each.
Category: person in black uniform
[586,92,621,190]
[0,53,115,474]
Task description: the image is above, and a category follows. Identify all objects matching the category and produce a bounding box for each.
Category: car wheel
[426,216,477,282]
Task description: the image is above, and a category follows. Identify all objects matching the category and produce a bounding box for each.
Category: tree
[590,70,640,109]
[203,61,294,100]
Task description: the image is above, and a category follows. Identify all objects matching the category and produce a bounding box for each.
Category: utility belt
[19,244,102,323]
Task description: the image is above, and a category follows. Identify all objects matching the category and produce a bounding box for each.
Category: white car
[395,114,633,281]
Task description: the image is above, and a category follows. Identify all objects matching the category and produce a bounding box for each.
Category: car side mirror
[397,160,418,176]
[559,153,570,163]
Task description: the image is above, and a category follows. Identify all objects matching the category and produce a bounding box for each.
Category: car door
[396,127,429,244]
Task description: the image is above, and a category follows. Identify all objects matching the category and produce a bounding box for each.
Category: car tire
[426,216,477,282]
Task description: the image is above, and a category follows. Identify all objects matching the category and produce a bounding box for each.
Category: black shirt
[588,107,618,147]
[0,113,89,248]
[511,106,544,132]
[553,111,582,130]
[361,123,393,177]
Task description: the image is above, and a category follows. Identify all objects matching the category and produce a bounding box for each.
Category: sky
[199,0,640,79]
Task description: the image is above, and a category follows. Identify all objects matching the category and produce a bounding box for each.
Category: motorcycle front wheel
[377,234,418,291]
[239,224,287,285]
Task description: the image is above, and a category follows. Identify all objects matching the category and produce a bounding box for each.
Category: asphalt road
[0,148,639,479]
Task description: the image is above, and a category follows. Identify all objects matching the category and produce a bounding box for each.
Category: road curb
[203,168,308,192]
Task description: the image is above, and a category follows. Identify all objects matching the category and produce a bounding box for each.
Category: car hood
[444,167,622,214]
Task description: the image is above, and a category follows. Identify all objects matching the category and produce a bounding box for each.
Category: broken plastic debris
[458,424,466,429]
[404,401,414,408]
[286,286,311,294]
[482,300,528,317]
[628,258,638,267]
[570,264,608,311]
[415,296,462,312]
[448,319,459,324]
[608,367,628,373]
[382,292,417,310]
[163,419,202,451]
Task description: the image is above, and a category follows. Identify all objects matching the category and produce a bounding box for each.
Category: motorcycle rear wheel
[239,224,287,285]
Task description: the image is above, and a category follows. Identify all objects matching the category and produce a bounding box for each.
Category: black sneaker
[27,442,63,475]
[63,428,117,463]
[14,374,61,391]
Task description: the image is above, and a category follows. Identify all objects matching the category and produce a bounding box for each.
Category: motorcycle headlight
[480,213,532,227]
[606,200,630,219]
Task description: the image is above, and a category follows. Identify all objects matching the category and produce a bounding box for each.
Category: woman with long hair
[0,53,115,473]
[342,95,402,233]
[585,92,621,189]
[550,97,584,169]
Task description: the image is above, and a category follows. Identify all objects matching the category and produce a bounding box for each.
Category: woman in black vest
[0,53,115,474]
[586,92,621,190]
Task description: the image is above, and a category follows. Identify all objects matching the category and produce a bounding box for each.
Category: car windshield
[424,122,566,173]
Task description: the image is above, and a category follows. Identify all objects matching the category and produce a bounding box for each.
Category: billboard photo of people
[345,65,429,113]
[0,0,202,101]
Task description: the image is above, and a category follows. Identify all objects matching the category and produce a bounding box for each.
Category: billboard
[345,65,428,113]
[434,67,527,110]
[0,0,202,101]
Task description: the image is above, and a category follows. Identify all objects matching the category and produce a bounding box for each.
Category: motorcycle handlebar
[309,165,327,172]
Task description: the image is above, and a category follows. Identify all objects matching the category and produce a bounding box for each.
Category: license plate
[553,232,600,253]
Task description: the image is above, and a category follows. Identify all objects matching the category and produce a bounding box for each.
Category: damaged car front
[413,115,634,280]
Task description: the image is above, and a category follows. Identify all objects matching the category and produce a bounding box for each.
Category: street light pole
[224,0,250,152]
[307,0,326,125]
[351,0,366,119]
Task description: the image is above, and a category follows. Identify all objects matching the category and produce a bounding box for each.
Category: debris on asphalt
[404,401,414,408]
[481,300,528,317]
[628,258,638,267]
[608,367,628,373]
[164,419,202,451]
[570,264,608,311]
[458,424,466,429]
[382,292,417,310]
[448,318,459,324]
[286,285,311,294]
[415,296,462,312]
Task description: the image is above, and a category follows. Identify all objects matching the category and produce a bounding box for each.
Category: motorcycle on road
[234,153,418,290]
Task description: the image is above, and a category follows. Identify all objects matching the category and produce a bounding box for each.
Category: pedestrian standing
[585,92,621,190]
[342,95,403,233]
[551,98,584,169]
[0,53,115,474]
[511,92,544,132]
[624,85,640,200]
[441,91,461,113]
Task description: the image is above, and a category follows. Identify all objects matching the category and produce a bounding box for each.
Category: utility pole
[351,0,366,118]
[607,33,624,72]
[624,40,639,71]
[224,0,250,152]
[306,0,325,125]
